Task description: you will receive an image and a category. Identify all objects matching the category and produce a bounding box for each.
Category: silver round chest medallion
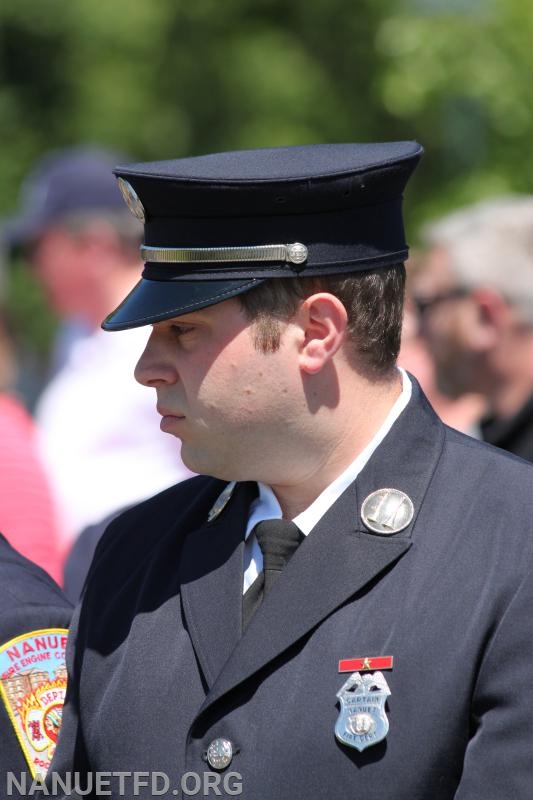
[361,488,414,535]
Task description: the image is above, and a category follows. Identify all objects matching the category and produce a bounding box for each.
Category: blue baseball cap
[3,146,131,250]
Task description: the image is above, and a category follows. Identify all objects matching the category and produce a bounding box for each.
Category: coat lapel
[199,378,446,713]
[179,481,257,687]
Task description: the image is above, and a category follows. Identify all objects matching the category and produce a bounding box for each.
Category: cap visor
[2,214,48,249]
[102,276,265,331]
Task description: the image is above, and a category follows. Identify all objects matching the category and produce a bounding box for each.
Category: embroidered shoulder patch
[0,628,69,778]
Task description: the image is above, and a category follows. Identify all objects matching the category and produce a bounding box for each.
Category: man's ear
[297,293,348,375]
[470,287,513,349]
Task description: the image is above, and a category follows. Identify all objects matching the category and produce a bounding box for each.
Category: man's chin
[180,447,248,483]
[180,445,220,479]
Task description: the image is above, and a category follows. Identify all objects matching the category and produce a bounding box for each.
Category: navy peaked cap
[103,142,423,330]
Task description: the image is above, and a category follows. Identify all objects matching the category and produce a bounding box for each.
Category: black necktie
[242,519,304,630]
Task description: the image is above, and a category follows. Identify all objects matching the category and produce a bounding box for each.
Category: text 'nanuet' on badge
[338,655,394,673]
[0,628,69,778]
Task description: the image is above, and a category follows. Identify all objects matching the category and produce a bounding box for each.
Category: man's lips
[156,406,185,419]
[157,407,186,434]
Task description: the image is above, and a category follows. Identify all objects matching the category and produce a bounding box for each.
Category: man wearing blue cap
[4,147,193,580]
[45,143,533,798]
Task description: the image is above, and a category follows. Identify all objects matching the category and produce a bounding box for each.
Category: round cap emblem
[287,242,308,265]
[206,738,233,770]
[117,177,146,221]
[361,488,414,535]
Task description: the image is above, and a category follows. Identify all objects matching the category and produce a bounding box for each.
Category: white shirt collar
[245,368,412,537]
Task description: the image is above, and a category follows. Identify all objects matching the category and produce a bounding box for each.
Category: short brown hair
[239,264,406,378]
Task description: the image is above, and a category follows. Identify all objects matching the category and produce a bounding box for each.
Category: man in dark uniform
[47,143,533,798]
[0,533,71,788]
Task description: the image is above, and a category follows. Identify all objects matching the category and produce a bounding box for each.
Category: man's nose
[134,331,177,387]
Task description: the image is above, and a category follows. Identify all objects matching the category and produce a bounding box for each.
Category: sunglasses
[413,287,469,317]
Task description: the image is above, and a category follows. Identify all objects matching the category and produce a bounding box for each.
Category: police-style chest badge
[0,629,68,777]
[335,656,393,752]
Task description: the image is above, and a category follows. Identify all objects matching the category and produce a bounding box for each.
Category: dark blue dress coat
[46,382,533,798]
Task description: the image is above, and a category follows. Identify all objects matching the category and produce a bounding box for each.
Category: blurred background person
[3,147,193,558]
[399,252,486,436]
[413,196,533,461]
[0,284,63,582]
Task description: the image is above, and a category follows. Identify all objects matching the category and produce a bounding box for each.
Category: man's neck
[270,371,404,520]
[489,378,533,420]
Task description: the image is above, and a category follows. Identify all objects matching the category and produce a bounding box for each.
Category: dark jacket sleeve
[0,534,72,786]
[454,558,533,798]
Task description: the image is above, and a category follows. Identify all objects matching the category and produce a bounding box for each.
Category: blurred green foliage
[1,0,532,374]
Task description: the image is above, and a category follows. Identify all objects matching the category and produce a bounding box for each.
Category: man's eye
[170,325,193,337]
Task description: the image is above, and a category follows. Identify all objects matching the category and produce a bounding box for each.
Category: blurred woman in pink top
[0,311,63,583]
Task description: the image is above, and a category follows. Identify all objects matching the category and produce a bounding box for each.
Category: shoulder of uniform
[441,425,533,550]
[109,474,227,531]
[444,424,533,480]
[0,609,71,653]
[0,534,72,620]
[84,475,228,583]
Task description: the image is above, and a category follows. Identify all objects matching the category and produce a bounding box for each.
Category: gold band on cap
[140,242,308,266]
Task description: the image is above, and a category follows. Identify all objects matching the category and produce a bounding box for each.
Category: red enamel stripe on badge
[338,655,394,673]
